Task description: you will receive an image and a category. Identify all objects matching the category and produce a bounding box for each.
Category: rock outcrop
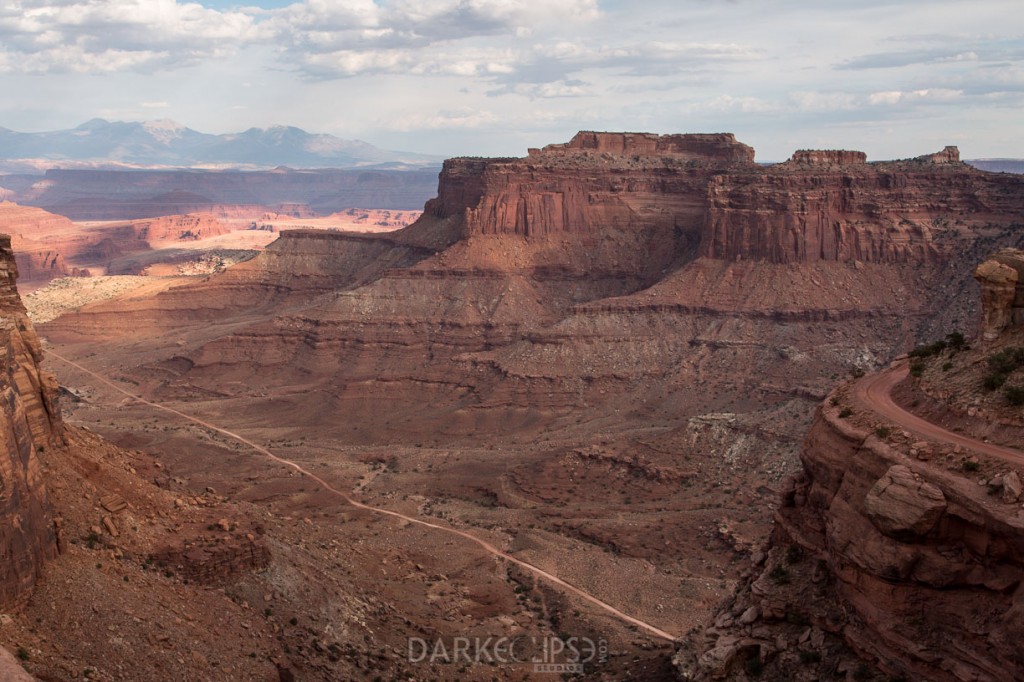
[681,390,1024,681]
[700,148,1009,264]
[0,234,61,610]
[863,464,946,537]
[428,131,756,239]
[974,248,1024,340]
[128,213,230,242]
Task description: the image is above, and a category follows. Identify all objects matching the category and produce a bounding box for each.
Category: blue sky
[1,0,1022,161]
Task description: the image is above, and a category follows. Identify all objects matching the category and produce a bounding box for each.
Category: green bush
[909,360,926,377]
[987,347,1024,375]
[962,460,980,473]
[875,426,892,439]
[839,407,853,418]
[946,331,966,350]
[909,341,945,358]
[1006,385,1024,407]
[983,373,1007,391]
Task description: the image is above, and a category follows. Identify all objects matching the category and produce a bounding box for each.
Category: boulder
[1004,470,1023,504]
[865,465,946,537]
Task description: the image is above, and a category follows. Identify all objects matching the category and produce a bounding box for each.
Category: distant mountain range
[965,159,1024,174]
[0,119,442,171]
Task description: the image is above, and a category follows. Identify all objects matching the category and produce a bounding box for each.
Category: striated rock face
[539,131,756,162]
[974,248,1024,340]
[780,402,1024,680]
[0,234,61,610]
[864,464,946,537]
[700,149,1017,264]
[788,149,867,166]
[426,131,757,239]
[128,213,230,242]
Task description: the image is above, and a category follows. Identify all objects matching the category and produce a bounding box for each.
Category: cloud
[0,0,261,73]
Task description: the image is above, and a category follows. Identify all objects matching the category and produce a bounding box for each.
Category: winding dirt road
[47,350,679,644]
[855,363,1024,464]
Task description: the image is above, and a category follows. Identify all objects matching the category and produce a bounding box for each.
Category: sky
[0,0,1022,161]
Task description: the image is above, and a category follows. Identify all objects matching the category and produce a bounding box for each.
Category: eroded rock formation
[0,234,61,610]
[975,248,1024,340]
[700,147,1007,264]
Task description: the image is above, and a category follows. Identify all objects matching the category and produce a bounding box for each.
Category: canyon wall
[701,148,1024,264]
[0,234,61,610]
[438,132,755,238]
[783,397,1022,681]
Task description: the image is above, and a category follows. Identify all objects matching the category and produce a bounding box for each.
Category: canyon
[2,131,1024,680]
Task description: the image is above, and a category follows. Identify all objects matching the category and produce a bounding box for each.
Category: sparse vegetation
[769,564,791,584]
[785,544,804,564]
[16,646,29,661]
[839,408,853,418]
[875,426,892,439]
[909,339,946,358]
[984,372,1008,390]
[1006,385,1024,407]
[962,460,980,473]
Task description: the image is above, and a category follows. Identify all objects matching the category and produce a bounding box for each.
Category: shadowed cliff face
[0,234,61,610]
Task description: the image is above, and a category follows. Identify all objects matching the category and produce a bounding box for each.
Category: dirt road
[855,363,1024,464]
[47,350,680,643]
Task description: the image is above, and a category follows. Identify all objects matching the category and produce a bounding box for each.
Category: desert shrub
[946,331,966,350]
[909,360,926,377]
[875,426,892,439]
[988,347,1024,375]
[1006,385,1024,407]
[853,662,873,680]
[942,361,953,371]
[16,647,29,661]
[850,367,865,378]
[785,544,804,564]
[769,564,791,584]
[909,340,946,358]
[983,373,1007,390]
[962,460,980,473]
[839,408,853,418]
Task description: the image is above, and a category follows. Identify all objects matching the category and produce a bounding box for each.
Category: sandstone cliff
[701,147,1021,264]
[0,233,61,610]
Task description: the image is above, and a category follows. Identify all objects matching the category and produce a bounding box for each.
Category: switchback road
[854,364,1024,465]
[47,350,680,644]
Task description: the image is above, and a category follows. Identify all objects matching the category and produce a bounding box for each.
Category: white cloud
[0,0,261,73]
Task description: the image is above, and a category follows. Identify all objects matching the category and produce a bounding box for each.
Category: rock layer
[0,234,61,610]
[975,248,1024,340]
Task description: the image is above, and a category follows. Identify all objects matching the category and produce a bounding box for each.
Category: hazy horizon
[1,1,1022,161]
